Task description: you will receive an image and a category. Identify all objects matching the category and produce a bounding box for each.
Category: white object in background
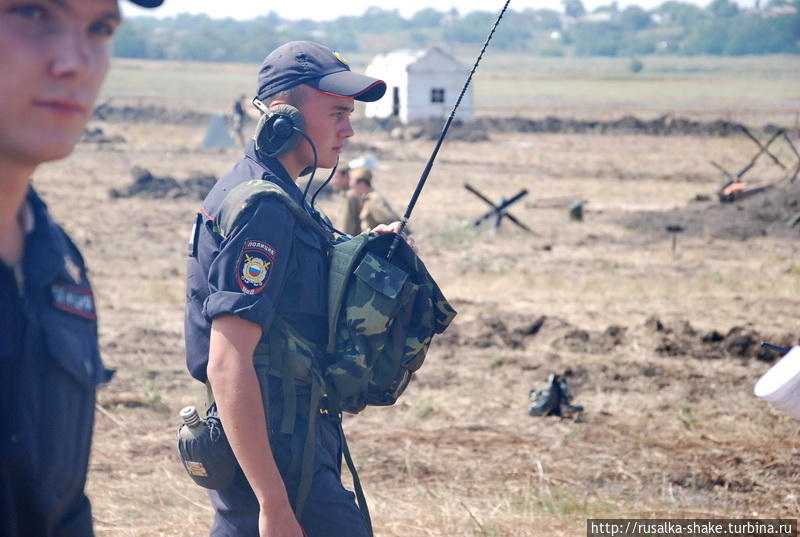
[349,154,379,171]
[754,346,800,420]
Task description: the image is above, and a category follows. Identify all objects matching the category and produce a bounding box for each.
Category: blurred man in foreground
[0,0,164,535]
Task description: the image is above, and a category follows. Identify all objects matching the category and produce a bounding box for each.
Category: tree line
[114,0,800,61]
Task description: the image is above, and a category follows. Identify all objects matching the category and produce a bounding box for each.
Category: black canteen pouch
[176,407,239,490]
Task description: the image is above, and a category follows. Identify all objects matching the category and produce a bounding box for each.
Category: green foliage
[441,9,534,50]
[489,357,506,369]
[360,7,409,32]
[677,405,697,430]
[534,9,563,30]
[418,405,436,419]
[708,0,740,18]
[596,2,620,14]
[573,21,622,56]
[655,1,708,31]
[681,19,728,54]
[444,10,496,44]
[620,5,652,30]
[682,12,799,55]
[112,3,800,62]
[112,20,149,58]
[410,7,443,28]
[726,14,799,54]
[492,10,535,50]
[563,0,587,19]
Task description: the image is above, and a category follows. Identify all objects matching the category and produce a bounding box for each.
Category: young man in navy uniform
[184,41,388,537]
[0,0,163,536]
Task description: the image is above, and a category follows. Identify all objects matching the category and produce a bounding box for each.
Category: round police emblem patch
[236,239,276,295]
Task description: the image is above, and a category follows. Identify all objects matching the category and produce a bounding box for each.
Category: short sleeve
[203,198,295,331]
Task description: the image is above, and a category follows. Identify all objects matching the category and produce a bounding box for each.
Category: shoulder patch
[52,282,96,320]
[236,239,276,295]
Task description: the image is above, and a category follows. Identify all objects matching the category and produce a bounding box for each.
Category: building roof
[367,47,466,73]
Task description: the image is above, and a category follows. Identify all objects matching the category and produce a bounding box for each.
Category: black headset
[252,98,306,158]
[250,96,347,236]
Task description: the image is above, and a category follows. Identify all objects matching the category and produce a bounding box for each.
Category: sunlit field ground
[33,54,800,536]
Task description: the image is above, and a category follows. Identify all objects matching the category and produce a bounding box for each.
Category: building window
[431,88,445,103]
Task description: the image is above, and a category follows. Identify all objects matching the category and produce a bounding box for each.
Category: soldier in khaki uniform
[351,167,404,233]
[331,165,362,236]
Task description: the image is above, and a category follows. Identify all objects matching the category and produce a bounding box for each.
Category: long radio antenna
[387,0,511,259]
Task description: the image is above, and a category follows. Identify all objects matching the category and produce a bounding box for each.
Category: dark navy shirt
[185,142,331,382]
[1,188,109,537]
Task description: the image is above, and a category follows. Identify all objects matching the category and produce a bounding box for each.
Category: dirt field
[32,57,800,536]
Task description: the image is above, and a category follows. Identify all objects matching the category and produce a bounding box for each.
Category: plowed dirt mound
[93,103,211,125]
[439,308,796,363]
[619,180,800,240]
[357,115,799,143]
[109,167,217,200]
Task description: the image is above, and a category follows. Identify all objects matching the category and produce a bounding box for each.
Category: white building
[364,48,474,124]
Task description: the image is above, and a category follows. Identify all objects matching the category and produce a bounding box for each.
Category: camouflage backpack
[214,178,456,413]
[209,178,456,524]
[325,230,456,413]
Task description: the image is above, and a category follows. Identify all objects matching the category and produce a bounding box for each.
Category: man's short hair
[266,83,309,107]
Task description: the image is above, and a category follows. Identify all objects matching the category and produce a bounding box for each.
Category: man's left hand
[370,221,416,253]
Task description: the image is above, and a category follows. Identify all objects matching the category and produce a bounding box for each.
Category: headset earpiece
[254,103,305,158]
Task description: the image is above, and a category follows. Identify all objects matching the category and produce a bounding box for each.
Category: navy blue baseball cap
[256,41,386,103]
[128,0,164,6]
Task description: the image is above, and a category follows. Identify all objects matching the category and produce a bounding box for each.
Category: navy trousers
[207,377,369,537]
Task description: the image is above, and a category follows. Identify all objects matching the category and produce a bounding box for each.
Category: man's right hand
[259,503,305,537]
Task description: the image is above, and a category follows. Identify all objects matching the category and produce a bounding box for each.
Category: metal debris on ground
[464,183,532,234]
[568,200,584,221]
[712,127,800,203]
[528,373,583,418]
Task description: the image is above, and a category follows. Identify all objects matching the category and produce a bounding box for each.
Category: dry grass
[30,56,800,535]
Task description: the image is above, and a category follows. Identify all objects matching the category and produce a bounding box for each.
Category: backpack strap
[213,179,328,240]
[339,420,372,532]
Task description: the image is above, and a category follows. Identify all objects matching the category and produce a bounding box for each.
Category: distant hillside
[114,1,799,61]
